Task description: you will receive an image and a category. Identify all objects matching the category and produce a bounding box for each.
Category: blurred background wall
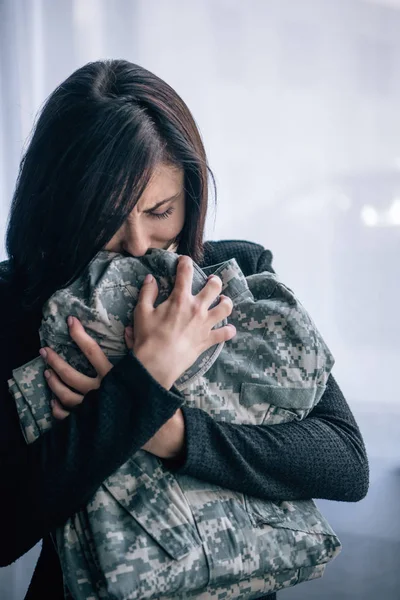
[0,1,399,599]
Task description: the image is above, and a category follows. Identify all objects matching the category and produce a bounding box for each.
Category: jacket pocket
[239,381,326,425]
[102,454,202,561]
[76,455,209,599]
[247,496,337,536]
[244,495,342,580]
[176,475,257,587]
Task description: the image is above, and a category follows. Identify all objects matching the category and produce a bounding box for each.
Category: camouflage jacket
[8,249,341,600]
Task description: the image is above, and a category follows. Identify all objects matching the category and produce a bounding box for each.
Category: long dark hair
[6,59,214,311]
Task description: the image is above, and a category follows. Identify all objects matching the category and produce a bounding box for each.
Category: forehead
[137,163,184,210]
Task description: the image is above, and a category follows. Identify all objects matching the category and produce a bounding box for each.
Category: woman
[0,59,368,599]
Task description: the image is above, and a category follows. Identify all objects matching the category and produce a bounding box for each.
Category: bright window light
[360,205,379,227]
[388,198,400,225]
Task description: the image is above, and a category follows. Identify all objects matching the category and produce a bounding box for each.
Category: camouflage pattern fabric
[8,249,341,599]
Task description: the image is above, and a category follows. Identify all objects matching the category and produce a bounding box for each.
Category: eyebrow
[143,192,182,214]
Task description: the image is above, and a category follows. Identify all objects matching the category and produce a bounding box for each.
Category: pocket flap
[103,455,200,561]
[240,382,325,413]
[248,496,338,537]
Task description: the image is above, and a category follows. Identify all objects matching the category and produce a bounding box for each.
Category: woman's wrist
[133,344,176,390]
[142,408,186,459]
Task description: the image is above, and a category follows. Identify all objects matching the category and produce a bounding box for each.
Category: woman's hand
[131,255,236,390]
[42,255,234,459]
[42,316,185,460]
[40,316,113,419]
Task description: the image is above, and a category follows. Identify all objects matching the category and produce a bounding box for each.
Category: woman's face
[105,163,185,256]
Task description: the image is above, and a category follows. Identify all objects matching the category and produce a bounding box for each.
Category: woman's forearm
[163,375,369,502]
[0,352,184,566]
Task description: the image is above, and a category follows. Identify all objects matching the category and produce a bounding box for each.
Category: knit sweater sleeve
[162,243,369,502]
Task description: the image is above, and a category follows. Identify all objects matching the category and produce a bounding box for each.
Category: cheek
[174,202,186,230]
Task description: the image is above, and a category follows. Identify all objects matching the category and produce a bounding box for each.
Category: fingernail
[68,316,74,327]
[39,348,47,360]
[44,370,51,379]
[144,274,153,283]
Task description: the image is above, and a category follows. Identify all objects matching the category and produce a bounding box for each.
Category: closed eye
[149,207,175,220]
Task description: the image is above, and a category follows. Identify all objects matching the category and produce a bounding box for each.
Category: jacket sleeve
[162,245,369,503]
[0,351,184,566]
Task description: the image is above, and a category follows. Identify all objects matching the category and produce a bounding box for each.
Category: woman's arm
[0,352,184,566]
[162,242,369,503]
[163,374,369,502]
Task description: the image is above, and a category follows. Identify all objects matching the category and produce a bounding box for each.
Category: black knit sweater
[0,239,369,600]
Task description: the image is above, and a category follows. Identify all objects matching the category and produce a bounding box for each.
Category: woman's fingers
[44,368,84,409]
[67,317,113,378]
[41,318,115,419]
[171,256,193,298]
[208,323,236,347]
[196,275,223,308]
[207,294,234,326]
[124,326,134,350]
[51,397,71,420]
[136,274,159,312]
[41,346,100,395]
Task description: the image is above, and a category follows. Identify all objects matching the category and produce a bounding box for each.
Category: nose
[123,238,150,257]
[123,222,151,257]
